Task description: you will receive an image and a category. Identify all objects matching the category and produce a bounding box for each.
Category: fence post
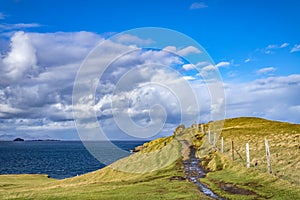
[265,139,272,173]
[208,130,211,144]
[246,143,250,168]
[231,140,234,161]
[221,137,224,153]
[213,132,217,147]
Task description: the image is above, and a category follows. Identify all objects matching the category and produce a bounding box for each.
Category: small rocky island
[13,138,24,141]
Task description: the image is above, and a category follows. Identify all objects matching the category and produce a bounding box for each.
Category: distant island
[12,138,60,142]
[29,139,60,142]
[13,138,24,141]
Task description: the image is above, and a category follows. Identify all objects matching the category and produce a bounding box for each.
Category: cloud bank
[0,31,299,140]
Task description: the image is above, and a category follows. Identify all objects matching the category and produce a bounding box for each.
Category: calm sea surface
[0,141,145,179]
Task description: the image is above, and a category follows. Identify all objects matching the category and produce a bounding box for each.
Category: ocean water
[0,141,145,179]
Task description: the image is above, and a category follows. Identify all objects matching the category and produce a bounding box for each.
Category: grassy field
[0,117,299,199]
[0,135,209,200]
[193,117,300,199]
[217,117,300,185]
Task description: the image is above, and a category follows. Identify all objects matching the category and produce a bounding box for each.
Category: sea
[0,140,146,179]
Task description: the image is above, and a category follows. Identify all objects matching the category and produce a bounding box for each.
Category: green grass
[0,134,210,200]
[0,164,207,200]
[1,117,299,199]
[216,117,300,185]
[192,117,300,199]
[199,152,300,200]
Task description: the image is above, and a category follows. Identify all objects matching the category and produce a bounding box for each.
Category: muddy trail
[183,145,225,200]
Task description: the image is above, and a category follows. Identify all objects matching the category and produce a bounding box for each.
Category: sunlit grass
[0,134,209,200]
[192,117,300,199]
[1,117,299,199]
[216,117,300,185]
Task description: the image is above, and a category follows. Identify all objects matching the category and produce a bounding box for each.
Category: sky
[0,0,300,140]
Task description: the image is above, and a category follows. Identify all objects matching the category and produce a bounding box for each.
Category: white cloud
[114,34,153,45]
[291,44,300,53]
[0,31,198,139]
[0,104,23,118]
[2,31,38,81]
[177,46,201,56]
[261,42,289,54]
[183,76,196,81]
[190,2,208,10]
[266,43,289,49]
[215,61,230,68]
[280,43,289,48]
[182,61,209,72]
[224,75,300,123]
[182,63,195,71]
[244,58,251,63]
[0,31,103,139]
[256,67,276,75]
[163,45,201,56]
[163,46,177,52]
[197,64,216,77]
[1,30,299,141]
[266,44,278,50]
[195,61,209,67]
[28,31,101,67]
[0,23,40,31]
[264,50,272,54]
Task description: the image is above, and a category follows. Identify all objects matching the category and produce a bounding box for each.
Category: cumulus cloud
[177,46,201,56]
[1,30,299,140]
[182,63,195,71]
[0,104,23,118]
[0,31,204,140]
[114,34,153,45]
[291,44,300,53]
[29,31,102,67]
[215,61,230,68]
[225,75,300,123]
[190,2,208,10]
[75,48,199,137]
[197,62,229,77]
[256,67,276,75]
[1,31,38,82]
[0,31,103,139]
[163,45,201,56]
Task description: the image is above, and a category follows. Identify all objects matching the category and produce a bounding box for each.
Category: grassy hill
[0,117,299,199]
[0,135,207,200]
[194,117,300,199]
[217,117,299,185]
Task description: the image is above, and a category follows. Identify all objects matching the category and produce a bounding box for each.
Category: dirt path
[179,140,224,200]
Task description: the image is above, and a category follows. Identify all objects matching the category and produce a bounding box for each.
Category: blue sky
[0,0,299,140]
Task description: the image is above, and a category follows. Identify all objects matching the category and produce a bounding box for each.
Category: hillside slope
[0,117,299,199]
[194,117,300,199]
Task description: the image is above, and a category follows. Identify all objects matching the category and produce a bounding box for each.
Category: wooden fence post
[265,139,272,173]
[231,140,234,161]
[213,133,217,147]
[221,137,224,153]
[246,143,250,168]
[208,130,211,144]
